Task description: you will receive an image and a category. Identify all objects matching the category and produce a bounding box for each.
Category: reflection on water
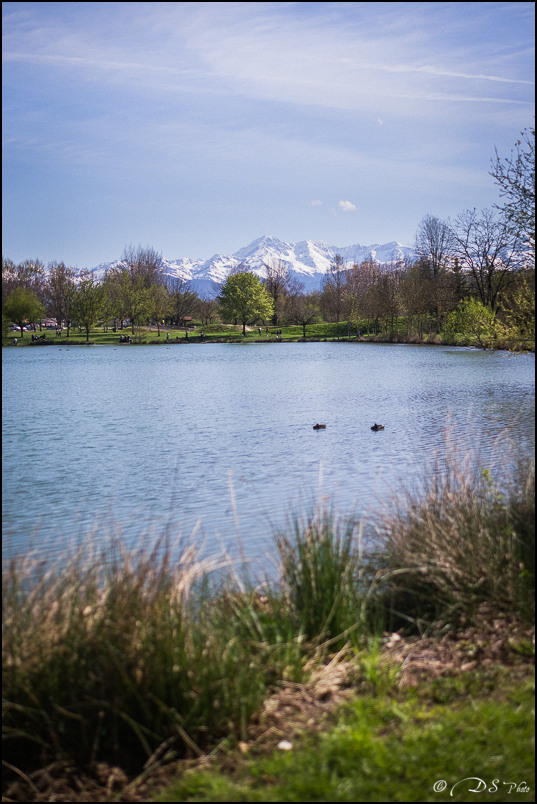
[2,343,534,572]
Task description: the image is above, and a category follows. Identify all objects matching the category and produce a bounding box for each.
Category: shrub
[374,457,535,629]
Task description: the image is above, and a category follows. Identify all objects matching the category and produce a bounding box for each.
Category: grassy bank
[2,458,534,801]
[156,664,534,803]
[3,321,534,350]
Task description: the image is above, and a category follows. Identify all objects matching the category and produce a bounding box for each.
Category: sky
[2,1,535,269]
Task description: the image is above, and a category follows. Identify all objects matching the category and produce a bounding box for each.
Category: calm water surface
[2,342,535,573]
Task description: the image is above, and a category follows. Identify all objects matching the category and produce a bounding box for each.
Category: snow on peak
[93,235,415,294]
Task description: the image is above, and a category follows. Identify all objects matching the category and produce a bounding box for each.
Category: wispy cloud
[1,2,534,266]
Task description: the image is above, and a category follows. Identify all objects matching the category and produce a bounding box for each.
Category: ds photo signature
[433,777,531,796]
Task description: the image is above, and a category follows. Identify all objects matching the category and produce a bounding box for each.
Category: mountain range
[94,235,415,296]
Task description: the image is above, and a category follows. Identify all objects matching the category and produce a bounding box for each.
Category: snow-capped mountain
[94,236,415,295]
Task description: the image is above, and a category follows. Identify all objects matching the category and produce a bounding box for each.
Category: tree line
[3,125,534,346]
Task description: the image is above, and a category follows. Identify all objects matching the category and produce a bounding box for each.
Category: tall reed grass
[2,537,301,783]
[374,454,535,629]
[275,505,369,646]
[3,450,534,794]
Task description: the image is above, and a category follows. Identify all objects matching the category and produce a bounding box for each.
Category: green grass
[155,668,535,802]
[4,317,534,351]
[3,321,363,346]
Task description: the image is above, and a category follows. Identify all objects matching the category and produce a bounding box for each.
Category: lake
[2,342,535,575]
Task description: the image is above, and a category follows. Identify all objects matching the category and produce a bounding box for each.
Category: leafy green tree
[3,286,45,338]
[443,297,496,348]
[116,270,150,334]
[218,271,273,335]
[113,246,166,333]
[495,275,535,347]
[71,274,105,342]
[2,310,10,340]
[148,283,172,336]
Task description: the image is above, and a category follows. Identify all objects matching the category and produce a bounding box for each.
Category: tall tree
[490,124,535,266]
[218,272,273,335]
[197,294,219,326]
[3,287,45,338]
[71,273,105,342]
[452,208,520,312]
[415,214,457,329]
[398,260,430,338]
[343,259,380,330]
[44,262,76,335]
[168,277,199,326]
[2,257,46,304]
[321,254,346,322]
[119,272,150,335]
[286,286,322,337]
[120,245,165,289]
[263,260,291,325]
[147,284,172,336]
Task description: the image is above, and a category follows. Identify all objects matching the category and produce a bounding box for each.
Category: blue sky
[2,1,535,268]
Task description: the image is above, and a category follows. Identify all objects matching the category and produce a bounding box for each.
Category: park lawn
[4,322,533,351]
[3,322,355,346]
[155,665,535,803]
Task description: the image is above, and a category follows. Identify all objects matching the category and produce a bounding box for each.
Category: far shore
[4,326,535,352]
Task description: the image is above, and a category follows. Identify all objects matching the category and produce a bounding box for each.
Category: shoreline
[4,337,535,352]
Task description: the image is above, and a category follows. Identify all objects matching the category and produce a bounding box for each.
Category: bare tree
[415,214,457,329]
[343,259,380,330]
[375,268,402,336]
[321,254,347,322]
[197,294,219,326]
[44,262,76,334]
[490,124,535,264]
[168,277,199,326]
[120,245,165,289]
[286,283,322,337]
[263,260,292,325]
[452,208,521,312]
[2,257,46,305]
